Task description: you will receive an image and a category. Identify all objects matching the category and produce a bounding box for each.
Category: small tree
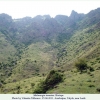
[45,70,63,89]
[31,83,35,88]
[75,59,88,73]
[34,70,63,93]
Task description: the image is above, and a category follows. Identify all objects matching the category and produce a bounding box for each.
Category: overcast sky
[0,0,100,19]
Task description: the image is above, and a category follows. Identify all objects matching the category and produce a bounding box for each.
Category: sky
[0,0,100,19]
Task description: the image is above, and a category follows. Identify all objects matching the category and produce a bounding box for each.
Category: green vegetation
[75,59,88,73]
[34,70,63,93]
[0,8,100,94]
[97,88,100,92]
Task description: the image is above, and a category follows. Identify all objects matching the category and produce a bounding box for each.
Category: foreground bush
[34,70,63,93]
[75,59,88,73]
[96,88,100,92]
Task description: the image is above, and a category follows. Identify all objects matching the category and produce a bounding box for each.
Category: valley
[0,8,100,94]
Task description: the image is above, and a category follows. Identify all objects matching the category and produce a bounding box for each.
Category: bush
[87,79,91,82]
[90,74,94,76]
[16,86,20,90]
[34,70,63,93]
[34,81,47,93]
[75,59,88,73]
[96,67,100,70]
[16,86,21,94]
[88,84,95,87]
[31,83,35,87]
[88,66,94,72]
[45,70,63,88]
[96,88,100,92]
[0,83,2,87]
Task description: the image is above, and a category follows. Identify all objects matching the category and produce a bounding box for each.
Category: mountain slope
[0,8,100,94]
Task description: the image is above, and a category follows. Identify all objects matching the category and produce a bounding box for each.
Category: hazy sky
[0,0,100,19]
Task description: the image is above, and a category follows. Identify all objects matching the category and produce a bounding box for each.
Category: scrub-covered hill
[0,8,100,94]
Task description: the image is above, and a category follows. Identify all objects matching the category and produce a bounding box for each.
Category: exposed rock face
[0,13,12,29]
[70,10,84,21]
[0,8,100,45]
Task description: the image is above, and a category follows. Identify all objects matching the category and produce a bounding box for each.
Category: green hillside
[0,8,100,94]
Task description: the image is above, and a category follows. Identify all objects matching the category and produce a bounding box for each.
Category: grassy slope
[0,76,45,93]
[0,9,100,94]
[47,24,100,93]
[0,41,58,93]
[1,42,56,87]
[57,24,100,70]
[0,32,18,84]
[47,69,100,94]
[0,32,17,62]
[0,24,100,94]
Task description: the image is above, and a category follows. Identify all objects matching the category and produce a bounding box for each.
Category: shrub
[0,83,2,87]
[88,84,95,87]
[88,66,94,72]
[80,83,82,86]
[31,83,35,87]
[25,91,29,93]
[45,70,63,89]
[75,59,88,73]
[34,70,63,93]
[96,88,100,92]
[96,67,100,70]
[16,86,20,90]
[87,72,91,74]
[16,86,21,94]
[90,74,94,77]
[87,79,91,82]
[34,81,47,93]
[72,79,75,81]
